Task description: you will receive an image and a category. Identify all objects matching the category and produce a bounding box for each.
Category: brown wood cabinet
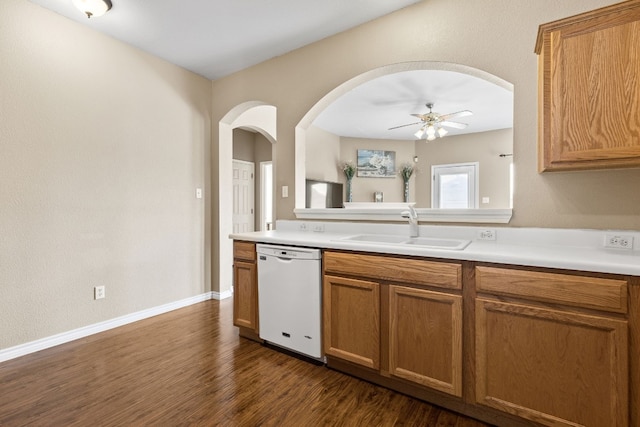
[475,265,629,427]
[323,251,463,397]
[234,239,638,426]
[389,285,462,397]
[536,1,640,171]
[232,241,259,335]
[323,274,380,369]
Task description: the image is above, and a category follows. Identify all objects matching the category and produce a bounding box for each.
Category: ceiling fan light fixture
[72,0,112,18]
[426,125,436,137]
[389,103,472,141]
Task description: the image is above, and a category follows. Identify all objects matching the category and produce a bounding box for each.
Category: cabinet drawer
[476,266,627,314]
[233,241,256,262]
[324,251,461,290]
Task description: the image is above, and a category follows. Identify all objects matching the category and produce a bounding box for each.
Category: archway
[217,102,276,298]
[295,60,513,211]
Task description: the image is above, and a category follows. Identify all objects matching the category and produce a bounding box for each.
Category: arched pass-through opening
[294,61,513,223]
[217,102,276,298]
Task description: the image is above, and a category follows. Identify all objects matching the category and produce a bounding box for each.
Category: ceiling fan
[388,103,473,141]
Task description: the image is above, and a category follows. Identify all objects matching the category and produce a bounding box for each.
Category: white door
[233,160,255,233]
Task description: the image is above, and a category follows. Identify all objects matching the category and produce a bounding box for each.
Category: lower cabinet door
[476,298,628,427]
[323,274,380,369]
[233,260,257,331]
[388,285,463,397]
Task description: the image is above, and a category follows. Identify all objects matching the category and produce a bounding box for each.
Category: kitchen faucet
[401,205,419,238]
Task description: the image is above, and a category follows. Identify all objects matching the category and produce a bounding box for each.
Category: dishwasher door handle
[259,255,294,263]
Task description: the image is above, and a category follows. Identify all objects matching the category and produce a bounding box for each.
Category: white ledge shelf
[343,202,415,209]
[294,208,513,223]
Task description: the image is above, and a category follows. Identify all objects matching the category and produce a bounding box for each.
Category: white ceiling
[314,69,514,140]
[28,0,513,139]
[27,0,422,80]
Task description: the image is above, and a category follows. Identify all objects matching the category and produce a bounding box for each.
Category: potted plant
[340,161,356,202]
[399,163,414,203]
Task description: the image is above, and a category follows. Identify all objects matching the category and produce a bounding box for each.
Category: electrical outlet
[477,229,497,241]
[298,222,308,232]
[604,234,634,250]
[94,286,105,300]
[312,224,325,233]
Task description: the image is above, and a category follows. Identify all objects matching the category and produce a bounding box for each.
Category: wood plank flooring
[0,298,491,426]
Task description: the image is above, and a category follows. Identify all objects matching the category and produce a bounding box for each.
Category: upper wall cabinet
[535,1,640,172]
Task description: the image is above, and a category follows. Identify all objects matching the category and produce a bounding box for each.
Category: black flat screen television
[305,179,343,208]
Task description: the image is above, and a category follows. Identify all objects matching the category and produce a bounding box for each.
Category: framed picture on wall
[357,149,396,177]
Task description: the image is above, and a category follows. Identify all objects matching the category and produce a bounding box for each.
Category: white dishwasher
[256,244,322,360]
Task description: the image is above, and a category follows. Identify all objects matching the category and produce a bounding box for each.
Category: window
[432,162,479,209]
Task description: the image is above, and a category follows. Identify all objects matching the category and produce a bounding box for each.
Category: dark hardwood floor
[0,298,491,426]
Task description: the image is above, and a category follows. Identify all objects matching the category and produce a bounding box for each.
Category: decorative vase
[403,179,409,203]
[346,178,353,202]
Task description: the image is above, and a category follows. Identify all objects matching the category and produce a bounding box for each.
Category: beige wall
[3,0,639,352]
[306,125,341,182]
[1,0,211,350]
[340,138,416,203]
[306,128,512,206]
[232,129,255,162]
[211,0,640,235]
[415,129,513,209]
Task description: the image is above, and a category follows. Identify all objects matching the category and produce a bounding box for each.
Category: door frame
[217,102,277,299]
[260,161,273,231]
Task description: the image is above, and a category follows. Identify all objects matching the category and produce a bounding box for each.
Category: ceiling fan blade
[439,110,473,121]
[410,113,427,120]
[440,121,468,129]
[388,121,422,130]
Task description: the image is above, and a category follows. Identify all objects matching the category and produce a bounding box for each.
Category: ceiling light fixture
[415,123,447,142]
[72,0,112,18]
[393,103,471,142]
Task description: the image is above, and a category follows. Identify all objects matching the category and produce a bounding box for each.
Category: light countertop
[230,221,640,276]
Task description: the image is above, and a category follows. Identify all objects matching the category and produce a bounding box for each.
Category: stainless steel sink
[338,234,470,250]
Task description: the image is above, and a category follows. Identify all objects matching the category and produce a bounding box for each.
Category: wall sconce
[72,0,112,18]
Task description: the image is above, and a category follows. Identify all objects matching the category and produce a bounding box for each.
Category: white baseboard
[213,289,233,300]
[0,291,225,364]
